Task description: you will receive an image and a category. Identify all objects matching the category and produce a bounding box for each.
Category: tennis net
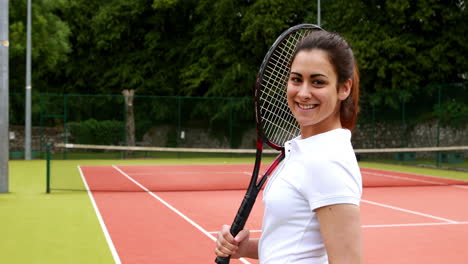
[45,143,468,192]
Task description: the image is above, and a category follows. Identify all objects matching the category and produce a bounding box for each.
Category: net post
[46,143,51,193]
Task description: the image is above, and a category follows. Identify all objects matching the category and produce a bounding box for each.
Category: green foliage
[152,0,179,9]
[9,0,71,92]
[8,0,468,128]
[323,0,467,110]
[68,119,124,145]
[439,101,468,127]
[435,82,468,127]
[180,0,255,96]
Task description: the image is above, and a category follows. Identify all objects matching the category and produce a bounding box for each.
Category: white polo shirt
[259,129,362,264]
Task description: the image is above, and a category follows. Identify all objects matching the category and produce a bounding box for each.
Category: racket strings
[261,92,297,141]
[260,29,316,146]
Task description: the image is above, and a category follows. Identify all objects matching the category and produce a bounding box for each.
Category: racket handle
[215,255,231,264]
[214,192,258,264]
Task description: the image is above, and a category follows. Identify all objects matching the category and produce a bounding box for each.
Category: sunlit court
[60,162,468,264]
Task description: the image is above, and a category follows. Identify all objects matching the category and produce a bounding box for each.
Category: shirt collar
[286,128,351,151]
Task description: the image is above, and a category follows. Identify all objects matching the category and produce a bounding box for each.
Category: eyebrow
[290,72,327,78]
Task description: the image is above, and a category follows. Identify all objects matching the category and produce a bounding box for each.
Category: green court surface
[0,160,114,264]
[1,158,467,264]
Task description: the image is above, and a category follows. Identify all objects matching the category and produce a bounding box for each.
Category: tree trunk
[122,89,135,147]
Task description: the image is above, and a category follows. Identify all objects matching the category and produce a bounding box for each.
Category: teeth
[299,104,316,110]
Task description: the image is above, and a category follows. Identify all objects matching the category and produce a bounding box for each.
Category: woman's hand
[215,225,251,259]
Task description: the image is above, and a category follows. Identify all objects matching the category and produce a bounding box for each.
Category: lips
[298,103,318,110]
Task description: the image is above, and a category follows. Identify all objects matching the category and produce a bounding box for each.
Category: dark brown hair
[291,30,360,130]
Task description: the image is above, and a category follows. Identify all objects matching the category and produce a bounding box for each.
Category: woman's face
[287,49,350,138]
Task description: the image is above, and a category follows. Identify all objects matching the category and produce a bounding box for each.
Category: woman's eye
[290,77,302,83]
[312,79,326,86]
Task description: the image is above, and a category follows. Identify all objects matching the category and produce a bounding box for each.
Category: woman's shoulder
[298,148,361,188]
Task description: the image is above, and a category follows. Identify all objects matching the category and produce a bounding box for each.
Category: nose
[297,83,311,100]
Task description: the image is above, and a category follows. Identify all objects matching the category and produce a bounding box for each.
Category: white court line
[361,199,459,223]
[363,171,468,189]
[363,169,468,181]
[362,221,468,228]
[363,171,448,185]
[208,221,468,234]
[78,166,122,264]
[127,171,250,176]
[111,165,252,264]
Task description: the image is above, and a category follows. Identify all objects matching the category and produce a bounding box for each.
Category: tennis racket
[215,24,322,264]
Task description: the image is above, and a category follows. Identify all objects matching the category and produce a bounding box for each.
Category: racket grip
[214,192,258,264]
[231,192,257,234]
[215,256,231,264]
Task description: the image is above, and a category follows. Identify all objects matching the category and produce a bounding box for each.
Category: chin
[297,120,319,128]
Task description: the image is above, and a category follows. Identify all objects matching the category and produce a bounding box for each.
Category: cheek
[286,86,296,104]
[286,85,292,99]
[321,88,339,102]
[286,81,300,95]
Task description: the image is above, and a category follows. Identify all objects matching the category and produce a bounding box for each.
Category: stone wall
[140,122,466,150]
[8,122,467,154]
[141,125,257,149]
[9,125,64,152]
[352,122,467,148]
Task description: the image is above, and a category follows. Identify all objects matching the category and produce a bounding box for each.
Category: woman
[215,30,362,264]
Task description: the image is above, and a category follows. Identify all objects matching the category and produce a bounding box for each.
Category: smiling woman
[262,31,362,264]
[288,30,360,137]
[215,28,363,264]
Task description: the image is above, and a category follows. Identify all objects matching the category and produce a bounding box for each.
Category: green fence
[8,82,468,154]
[35,94,255,151]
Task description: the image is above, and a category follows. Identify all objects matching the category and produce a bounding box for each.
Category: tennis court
[73,163,468,264]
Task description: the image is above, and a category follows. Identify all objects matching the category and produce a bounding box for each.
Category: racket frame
[255,24,322,151]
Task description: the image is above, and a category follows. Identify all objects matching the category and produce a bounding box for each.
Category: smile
[298,103,318,110]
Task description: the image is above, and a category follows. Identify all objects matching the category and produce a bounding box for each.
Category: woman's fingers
[215,225,239,257]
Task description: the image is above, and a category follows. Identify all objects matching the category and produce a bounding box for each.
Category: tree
[9,0,71,92]
[9,0,71,125]
[57,0,198,96]
[181,0,317,97]
[8,0,467,127]
[321,0,467,109]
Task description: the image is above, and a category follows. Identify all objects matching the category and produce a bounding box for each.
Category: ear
[338,79,352,101]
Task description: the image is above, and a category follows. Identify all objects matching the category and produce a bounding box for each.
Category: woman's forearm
[242,238,259,259]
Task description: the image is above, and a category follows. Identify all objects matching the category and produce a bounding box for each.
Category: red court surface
[78,164,468,264]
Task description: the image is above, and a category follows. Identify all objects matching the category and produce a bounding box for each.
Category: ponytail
[340,60,360,130]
